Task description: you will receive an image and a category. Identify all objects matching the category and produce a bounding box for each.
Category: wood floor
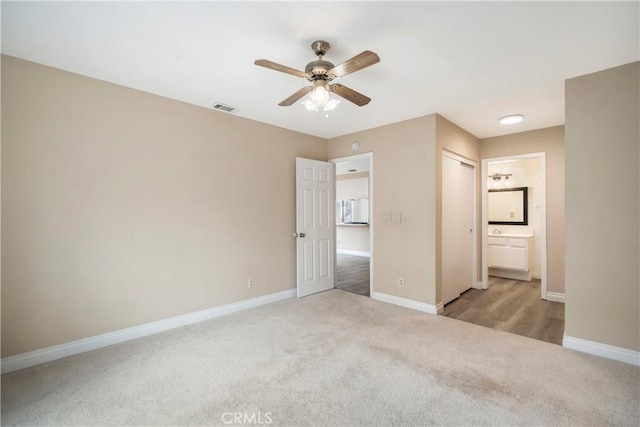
[336,254,370,297]
[442,276,565,345]
[335,259,564,345]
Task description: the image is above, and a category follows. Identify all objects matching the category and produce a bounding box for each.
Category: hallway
[443,277,564,345]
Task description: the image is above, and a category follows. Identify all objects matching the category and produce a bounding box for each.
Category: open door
[296,157,335,297]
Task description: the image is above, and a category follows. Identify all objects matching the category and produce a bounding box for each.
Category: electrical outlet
[248,278,254,288]
[399,278,404,287]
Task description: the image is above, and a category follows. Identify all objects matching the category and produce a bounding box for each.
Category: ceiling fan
[255,40,380,110]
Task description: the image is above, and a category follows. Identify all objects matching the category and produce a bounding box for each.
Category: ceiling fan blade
[254,59,308,78]
[329,50,380,78]
[278,86,313,106]
[331,84,371,106]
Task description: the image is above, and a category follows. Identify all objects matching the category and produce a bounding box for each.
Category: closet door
[442,154,475,305]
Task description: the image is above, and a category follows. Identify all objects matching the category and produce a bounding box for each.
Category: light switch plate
[383,212,392,223]
[392,212,402,223]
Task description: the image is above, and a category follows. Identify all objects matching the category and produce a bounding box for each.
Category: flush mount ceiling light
[499,114,524,125]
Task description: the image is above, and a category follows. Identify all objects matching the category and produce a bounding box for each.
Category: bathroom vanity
[488,232,534,281]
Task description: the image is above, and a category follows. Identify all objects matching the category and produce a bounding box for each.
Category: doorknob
[293,232,306,238]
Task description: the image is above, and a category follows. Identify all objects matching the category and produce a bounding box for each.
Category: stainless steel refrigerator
[337,199,369,224]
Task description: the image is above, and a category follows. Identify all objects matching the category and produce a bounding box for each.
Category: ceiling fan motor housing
[305,60,335,81]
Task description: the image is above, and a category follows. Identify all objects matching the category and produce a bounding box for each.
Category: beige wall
[1,55,326,357]
[327,114,479,306]
[565,61,639,351]
[328,115,437,304]
[435,115,481,302]
[480,126,565,293]
[6,53,636,358]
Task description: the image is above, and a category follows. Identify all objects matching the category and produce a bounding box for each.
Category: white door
[296,157,335,297]
[442,154,475,305]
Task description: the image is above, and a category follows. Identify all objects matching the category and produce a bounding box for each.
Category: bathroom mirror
[488,187,528,225]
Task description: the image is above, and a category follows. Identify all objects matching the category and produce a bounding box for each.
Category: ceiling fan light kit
[302,98,340,113]
[255,40,380,111]
[310,80,331,107]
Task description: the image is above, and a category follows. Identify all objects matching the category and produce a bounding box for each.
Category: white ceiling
[2,1,638,139]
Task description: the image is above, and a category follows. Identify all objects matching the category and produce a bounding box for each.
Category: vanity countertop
[488,232,534,238]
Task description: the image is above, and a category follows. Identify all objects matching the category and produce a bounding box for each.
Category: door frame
[442,150,478,303]
[481,152,547,299]
[329,152,374,296]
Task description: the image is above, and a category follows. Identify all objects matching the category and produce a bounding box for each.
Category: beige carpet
[2,290,638,426]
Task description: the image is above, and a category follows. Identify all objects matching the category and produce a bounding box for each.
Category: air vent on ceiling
[212,102,236,113]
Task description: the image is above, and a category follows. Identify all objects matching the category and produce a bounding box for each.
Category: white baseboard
[489,268,532,282]
[371,292,439,315]
[563,335,640,366]
[337,249,370,257]
[545,292,565,303]
[472,281,487,290]
[1,288,296,375]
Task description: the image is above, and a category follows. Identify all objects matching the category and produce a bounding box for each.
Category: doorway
[330,153,373,297]
[481,153,547,297]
